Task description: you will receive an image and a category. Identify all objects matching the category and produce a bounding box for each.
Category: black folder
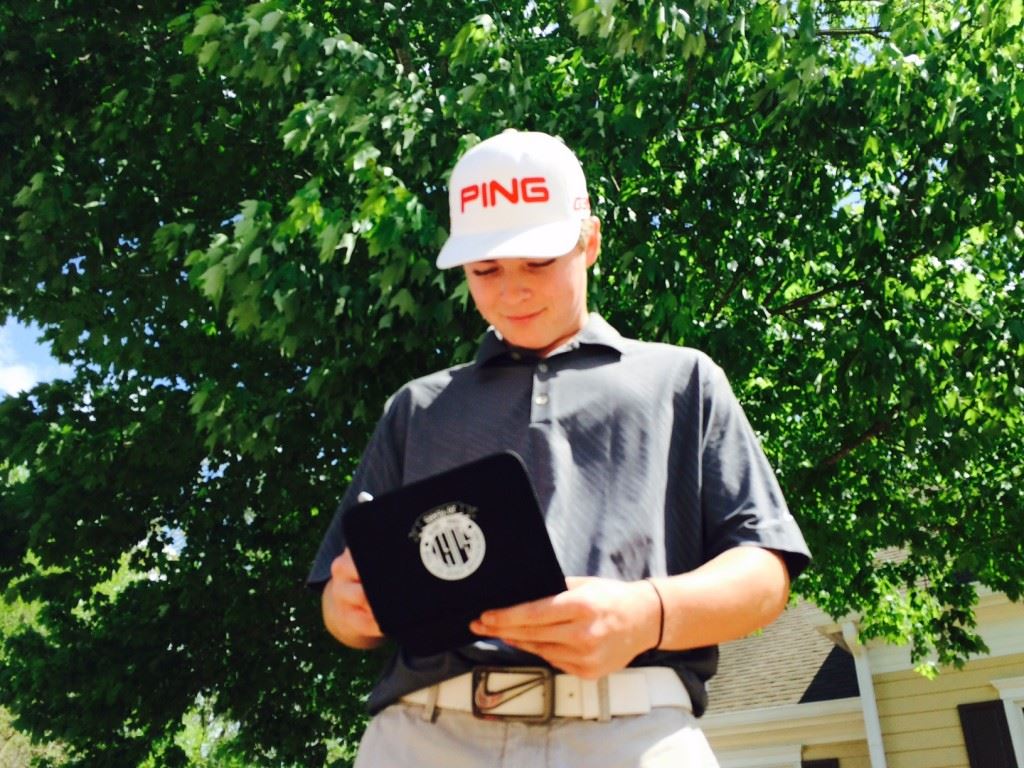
[342,451,566,656]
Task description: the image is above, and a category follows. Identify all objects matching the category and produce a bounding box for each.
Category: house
[701,590,1024,768]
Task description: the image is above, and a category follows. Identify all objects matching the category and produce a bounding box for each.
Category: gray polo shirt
[308,314,810,716]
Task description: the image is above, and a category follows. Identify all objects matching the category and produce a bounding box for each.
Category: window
[992,676,1024,768]
[958,700,1018,768]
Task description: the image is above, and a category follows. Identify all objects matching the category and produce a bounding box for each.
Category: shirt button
[537,363,549,373]
[511,352,522,361]
[534,394,549,406]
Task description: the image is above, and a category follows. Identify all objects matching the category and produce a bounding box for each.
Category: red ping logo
[460,177,550,213]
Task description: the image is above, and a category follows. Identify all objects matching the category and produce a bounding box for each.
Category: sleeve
[305,389,409,590]
[699,361,811,581]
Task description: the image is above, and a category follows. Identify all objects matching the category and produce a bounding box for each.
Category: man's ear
[585,217,601,268]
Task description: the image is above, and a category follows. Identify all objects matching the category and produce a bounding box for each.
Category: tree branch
[709,263,753,322]
[817,26,887,38]
[681,105,759,136]
[768,279,863,315]
[823,410,898,467]
[390,42,413,73]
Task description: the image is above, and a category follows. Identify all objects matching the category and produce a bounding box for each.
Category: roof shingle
[705,600,859,714]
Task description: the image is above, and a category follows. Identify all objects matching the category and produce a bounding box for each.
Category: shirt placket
[530,360,552,423]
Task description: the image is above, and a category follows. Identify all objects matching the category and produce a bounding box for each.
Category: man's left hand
[468,577,660,679]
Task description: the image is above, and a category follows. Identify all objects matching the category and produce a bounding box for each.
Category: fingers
[471,576,620,638]
[471,616,578,647]
[329,551,371,610]
[564,575,597,589]
[469,590,604,664]
[499,631,624,679]
[330,548,360,583]
[469,578,659,679]
[324,549,383,641]
[475,589,587,632]
[468,592,589,671]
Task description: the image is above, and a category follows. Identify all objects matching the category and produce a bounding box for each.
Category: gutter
[843,621,888,768]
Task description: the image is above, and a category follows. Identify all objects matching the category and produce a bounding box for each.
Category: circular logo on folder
[413,502,486,581]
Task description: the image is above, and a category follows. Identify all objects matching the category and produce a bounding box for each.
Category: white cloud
[0,319,72,397]
[0,364,36,396]
[0,325,14,362]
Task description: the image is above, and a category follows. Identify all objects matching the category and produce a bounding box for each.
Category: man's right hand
[322,548,385,649]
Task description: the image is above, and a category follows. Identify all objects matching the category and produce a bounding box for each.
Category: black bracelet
[645,578,665,651]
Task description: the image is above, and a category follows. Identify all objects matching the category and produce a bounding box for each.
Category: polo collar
[474,313,626,366]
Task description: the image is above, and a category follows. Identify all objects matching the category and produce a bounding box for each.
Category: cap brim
[436,220,582,269]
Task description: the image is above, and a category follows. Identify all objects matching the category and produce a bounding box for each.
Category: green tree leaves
[1,0,1021,765]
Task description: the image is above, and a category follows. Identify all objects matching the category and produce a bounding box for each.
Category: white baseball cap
[436,129,591,269]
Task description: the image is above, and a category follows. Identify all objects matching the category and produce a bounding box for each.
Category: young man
[308,129,811,767]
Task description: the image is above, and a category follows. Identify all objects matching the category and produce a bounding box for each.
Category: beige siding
[802,739,870,767]
[873,652,1024,768]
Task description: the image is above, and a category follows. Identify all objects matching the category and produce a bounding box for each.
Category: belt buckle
[471,666,554,724]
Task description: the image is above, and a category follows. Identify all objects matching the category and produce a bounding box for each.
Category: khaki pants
[354,702,720,768]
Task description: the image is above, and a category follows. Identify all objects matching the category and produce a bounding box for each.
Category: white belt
[401,667,690,722]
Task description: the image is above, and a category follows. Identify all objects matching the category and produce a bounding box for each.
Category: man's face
[463,226,599,357]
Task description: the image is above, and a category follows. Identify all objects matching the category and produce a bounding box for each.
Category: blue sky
[0,318,73,397]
